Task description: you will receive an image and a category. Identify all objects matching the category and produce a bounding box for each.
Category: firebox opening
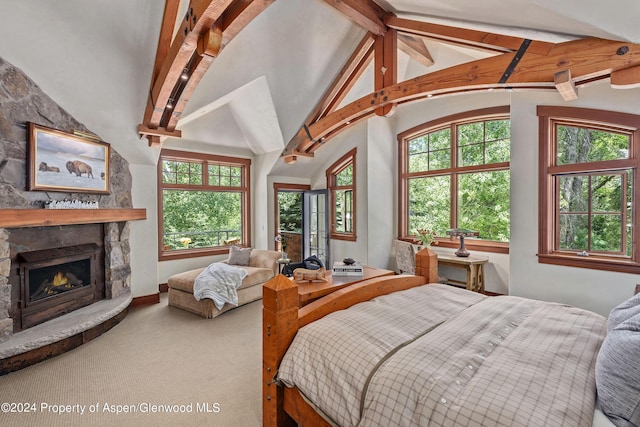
[16,243,102,329]
[28,258,91,303]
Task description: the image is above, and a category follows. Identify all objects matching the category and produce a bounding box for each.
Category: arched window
[398,106,510,253]
[327,148,356,241]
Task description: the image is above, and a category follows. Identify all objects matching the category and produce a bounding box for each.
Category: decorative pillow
[608,293,640,332]
[596,311,640,427]
[228,246,252,266]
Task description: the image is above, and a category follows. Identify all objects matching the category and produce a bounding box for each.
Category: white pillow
[228,246,252,266]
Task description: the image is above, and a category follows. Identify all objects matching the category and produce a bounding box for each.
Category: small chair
[392,240,416,274]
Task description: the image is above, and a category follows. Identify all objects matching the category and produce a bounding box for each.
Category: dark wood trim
[273,183,311,251]
[0,208,146,229]
[484,290,503,297]
[158,149,252,261]
[398,107,511,243]
[398,106,510,141]
[433,239,509,255]
[537,253,640,274]
[635,284,640,295]
[0,306,128,376]
[537,106,640,272]
[159,282,169,293]
[129,293,160,308]
[327,148,357,241]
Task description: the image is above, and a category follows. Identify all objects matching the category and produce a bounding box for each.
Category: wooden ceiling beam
[385,16,555,55]
[217,0,275,47]
[151,0,182,84]
[145,0,233,130]
[283,32,375,156]
[554,69,578,101]
[374,28,397,117]
[140,0,275,140]
[315,32,376,120]
[398,33,434,68]
[611,64,640,88]
[322,0,387,36]
[285,38,640,156]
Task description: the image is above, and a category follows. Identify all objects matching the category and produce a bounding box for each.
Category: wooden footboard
[262,273,427,427]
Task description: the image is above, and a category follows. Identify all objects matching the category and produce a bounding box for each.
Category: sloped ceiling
[1,0,639,169]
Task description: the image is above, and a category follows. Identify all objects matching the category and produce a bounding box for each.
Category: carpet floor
[0,294,262,426]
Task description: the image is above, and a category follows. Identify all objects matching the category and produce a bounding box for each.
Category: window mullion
[587,175,593,251]
[451,123,458,229]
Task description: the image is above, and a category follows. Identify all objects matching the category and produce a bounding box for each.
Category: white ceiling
[1,0,639,168]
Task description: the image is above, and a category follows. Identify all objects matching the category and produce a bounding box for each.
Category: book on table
[332,261,364,276]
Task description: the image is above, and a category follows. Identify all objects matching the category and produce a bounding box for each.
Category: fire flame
[52,272,69,287]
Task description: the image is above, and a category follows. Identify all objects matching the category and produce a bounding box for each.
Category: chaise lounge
[167,248,282,318]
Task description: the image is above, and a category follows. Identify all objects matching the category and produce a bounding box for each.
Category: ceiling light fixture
[180,68,189,81]
[166,98,174,110]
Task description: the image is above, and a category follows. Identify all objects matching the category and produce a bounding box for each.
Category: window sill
[159,246,230,261]
[537,253,640,274]
[432,238,509,254]
[330,233,357,242]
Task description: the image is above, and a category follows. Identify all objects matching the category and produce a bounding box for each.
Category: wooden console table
[297,266,394,307]
[436,253,489,293]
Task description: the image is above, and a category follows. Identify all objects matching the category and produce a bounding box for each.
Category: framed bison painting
[27,123,110,194]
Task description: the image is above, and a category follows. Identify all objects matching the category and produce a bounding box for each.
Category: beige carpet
[0,294,262,426]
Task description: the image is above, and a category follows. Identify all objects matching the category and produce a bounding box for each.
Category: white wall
[316,124,370,266]
[509,84,640,316]
[366,116,398,268]
[253,150,282,249]
[393,92,512,294]
[129,163,160,297]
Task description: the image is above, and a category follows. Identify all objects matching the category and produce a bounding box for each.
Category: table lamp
[446,228,479,257]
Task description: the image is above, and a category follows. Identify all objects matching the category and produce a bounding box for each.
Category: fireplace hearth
[18,243,102,329]
[0,210,145,374]
[5,223,107,333]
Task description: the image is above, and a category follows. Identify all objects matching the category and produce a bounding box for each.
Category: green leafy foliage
[162,190,242,250]
[556,126,632,254]
[278,192,302,232]
[458,170,510,242]
[407,118,510,242]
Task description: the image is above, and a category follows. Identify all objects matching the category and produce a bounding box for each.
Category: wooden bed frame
[262,249,438,426]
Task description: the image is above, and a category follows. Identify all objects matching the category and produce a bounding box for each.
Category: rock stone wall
[0,55,132,209]
[0,56,135,342]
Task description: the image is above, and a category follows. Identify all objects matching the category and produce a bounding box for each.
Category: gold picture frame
[27,123,110,194]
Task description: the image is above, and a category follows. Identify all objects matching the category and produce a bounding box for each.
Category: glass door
[304,190,329,267]
[276,190,303,262]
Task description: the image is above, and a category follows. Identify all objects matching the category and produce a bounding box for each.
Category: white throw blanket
[193,263,248,310]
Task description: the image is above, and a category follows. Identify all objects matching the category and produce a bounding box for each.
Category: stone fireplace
[0,214,143,374]
[8,223,108,332]
[0,56,146,373]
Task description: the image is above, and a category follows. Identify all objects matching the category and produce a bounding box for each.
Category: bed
[262,273,640,427]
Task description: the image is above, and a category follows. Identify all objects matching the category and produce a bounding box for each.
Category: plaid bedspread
[277,284,607,427]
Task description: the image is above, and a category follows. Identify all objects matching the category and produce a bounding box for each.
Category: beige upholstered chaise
[167,249,282,318]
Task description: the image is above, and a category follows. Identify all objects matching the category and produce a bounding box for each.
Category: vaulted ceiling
[1,1,640,169]
[141,0,640,168]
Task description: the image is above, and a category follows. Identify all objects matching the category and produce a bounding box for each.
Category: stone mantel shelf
[0,208,146,228]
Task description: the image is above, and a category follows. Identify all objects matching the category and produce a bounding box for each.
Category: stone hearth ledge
[0,292,131,359]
